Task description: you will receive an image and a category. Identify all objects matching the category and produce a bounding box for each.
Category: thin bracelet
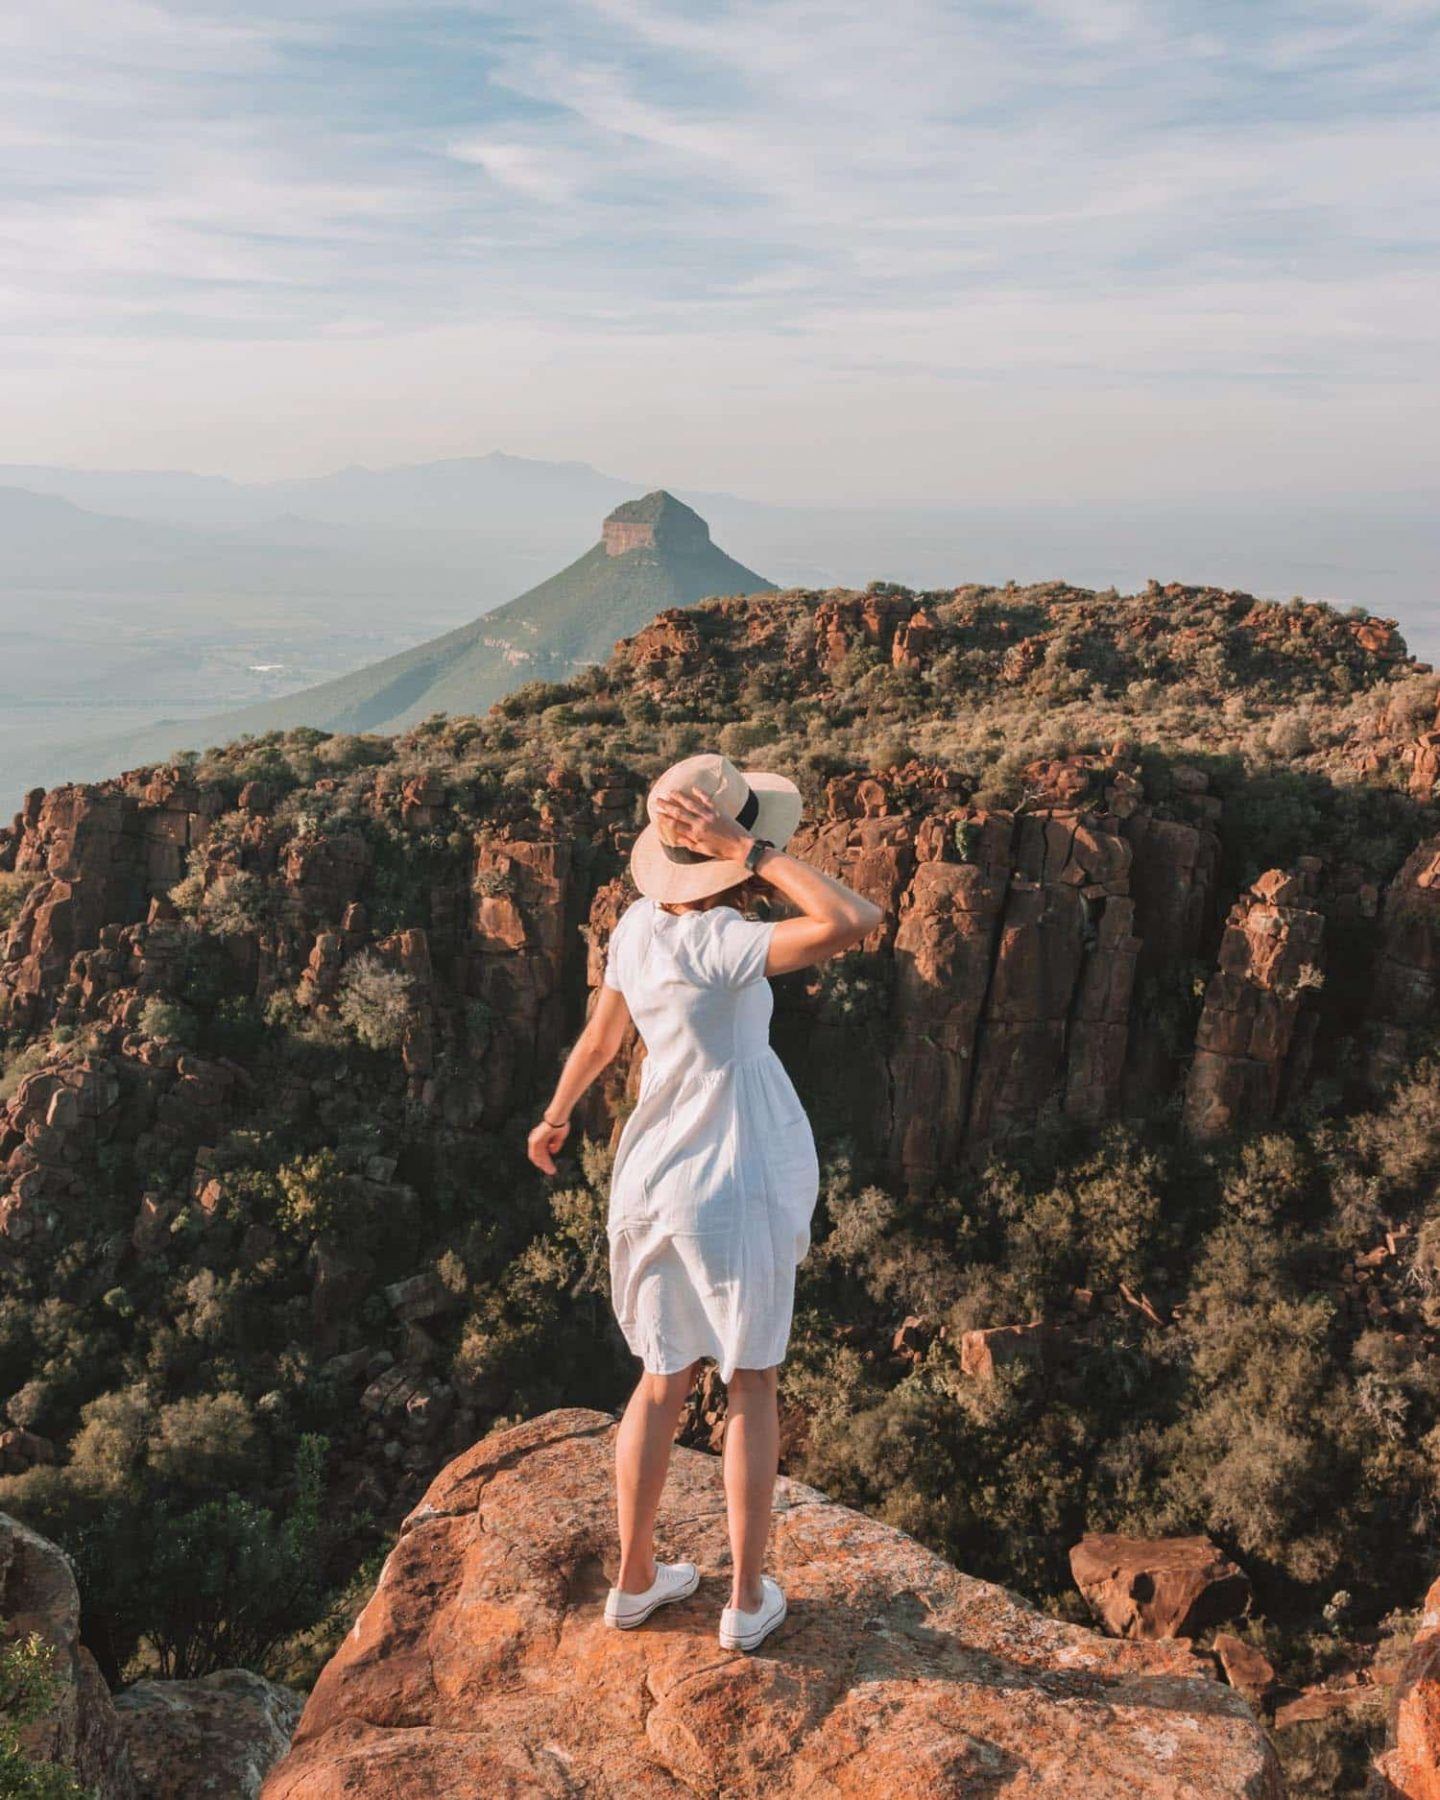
[543,1112,569,1130]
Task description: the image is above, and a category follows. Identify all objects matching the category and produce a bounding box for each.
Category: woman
[527,752,882,1654]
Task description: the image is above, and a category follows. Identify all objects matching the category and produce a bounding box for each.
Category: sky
[2,0,1437,505]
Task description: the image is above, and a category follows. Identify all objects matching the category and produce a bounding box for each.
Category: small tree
[72,1434,330,1680]
[137,997,196,1046]
[337,955,413,1051]
[0,873,38,939]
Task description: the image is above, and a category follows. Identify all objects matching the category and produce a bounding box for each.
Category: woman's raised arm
[652,788,883,977]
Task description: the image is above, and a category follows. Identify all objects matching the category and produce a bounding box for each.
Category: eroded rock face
[1,779,222,1029]
[1070,1534,1252,1642]
[115,1668,302,1800]
[1375,1574,1440,1799]
[0,717,1425,1231]
[1368,835,1440,1089]
[1183,868,1326,1140]
[574,751,1345,1189]
[263,1409,1282,1800]
[467,829,579,1126]
[0,1509,136,1799]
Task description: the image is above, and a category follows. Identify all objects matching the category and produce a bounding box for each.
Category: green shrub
[0,1631,89,1799]
[0,872,38,939]
[71,1435,330,1679]
[336,955,412,1051]
[137,997,196,1045]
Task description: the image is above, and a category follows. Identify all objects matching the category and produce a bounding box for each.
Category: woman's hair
[659,876,767,917]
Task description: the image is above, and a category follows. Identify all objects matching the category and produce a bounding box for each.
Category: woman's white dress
[603,897,819,1381]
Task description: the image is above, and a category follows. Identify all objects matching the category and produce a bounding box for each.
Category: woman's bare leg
[615,1363,700,1593]
[723,1366,779,1613]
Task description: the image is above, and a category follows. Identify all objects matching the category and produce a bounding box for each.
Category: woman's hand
[653,786,752,861]
[527,1117,570,1175]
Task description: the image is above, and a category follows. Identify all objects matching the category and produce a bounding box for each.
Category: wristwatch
[743,837,774,874]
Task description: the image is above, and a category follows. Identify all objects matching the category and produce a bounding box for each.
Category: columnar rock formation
[0,730,1426,1213]
[1367,834,1440,1088]
[1,778,220,1027]
[1183,867,1326,1140]
[585,750,1229,1188]
[262,1410,1282,1799]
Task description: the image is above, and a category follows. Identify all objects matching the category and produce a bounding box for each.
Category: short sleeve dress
[602,897,819,1381]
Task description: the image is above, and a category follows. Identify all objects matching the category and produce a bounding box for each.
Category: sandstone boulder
[1070,1534,1252,1641]
[959,1320,1053,1382]
[115,1667,302,1800]
[1,1509,136,1798]
[1272,1684,1379,1730]
[1213,1631,1277,1707]
[1376,1573,1440,1798]
[264,1409,1281,1799]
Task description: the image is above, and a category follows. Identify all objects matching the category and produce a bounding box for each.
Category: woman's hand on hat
[654,787,752,861]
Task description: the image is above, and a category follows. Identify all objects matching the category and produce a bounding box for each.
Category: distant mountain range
[24,492,771,781]
[0,450,642,533]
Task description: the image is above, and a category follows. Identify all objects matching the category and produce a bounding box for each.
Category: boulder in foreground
[115,1667,303,1799]
[1,1509,135,1798]
[1070,1532,1252,1641]
[264,1409,1282,1799]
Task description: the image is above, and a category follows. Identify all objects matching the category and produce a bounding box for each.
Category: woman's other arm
[652,788,883,977]
[527,984,632,1173]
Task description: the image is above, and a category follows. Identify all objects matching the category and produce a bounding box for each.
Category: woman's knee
[727,1365,778,1400]
[640,1362,701,1408]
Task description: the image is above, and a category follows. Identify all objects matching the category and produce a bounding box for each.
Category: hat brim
[630,770,804,904]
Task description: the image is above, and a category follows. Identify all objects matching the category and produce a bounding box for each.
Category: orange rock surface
[1376,1575,1440,1799]
[263,1410,1282,1800]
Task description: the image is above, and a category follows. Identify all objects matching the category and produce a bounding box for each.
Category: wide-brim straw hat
[631,751,803,904]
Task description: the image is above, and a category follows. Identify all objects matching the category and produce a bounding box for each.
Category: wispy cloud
[448,137,580,203]
[0,1,1436,499]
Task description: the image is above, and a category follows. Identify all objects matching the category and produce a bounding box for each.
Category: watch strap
[744,837,775,872]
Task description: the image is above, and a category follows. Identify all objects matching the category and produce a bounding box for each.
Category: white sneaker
[718,1575,787,1652]
[603,1560,700,1630]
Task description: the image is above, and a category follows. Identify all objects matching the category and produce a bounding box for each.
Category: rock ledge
[263,1408,1282,1799]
